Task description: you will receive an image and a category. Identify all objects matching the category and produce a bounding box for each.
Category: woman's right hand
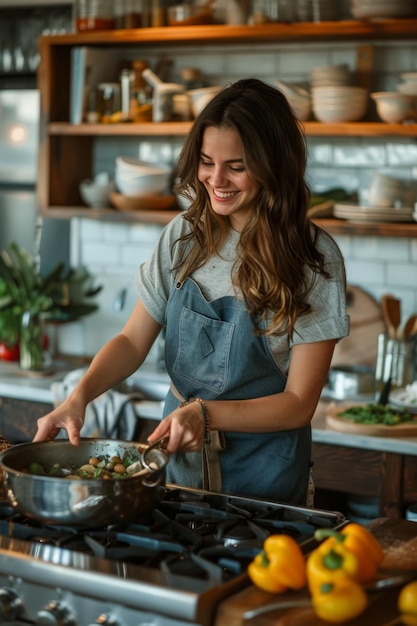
[33,397,86,446]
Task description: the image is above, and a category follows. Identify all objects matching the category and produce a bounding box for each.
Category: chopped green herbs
[338,403,415,426]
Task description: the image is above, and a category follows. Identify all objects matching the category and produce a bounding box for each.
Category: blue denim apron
[163,277,311,504]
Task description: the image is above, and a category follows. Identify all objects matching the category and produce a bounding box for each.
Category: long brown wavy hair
[173,78,330,337]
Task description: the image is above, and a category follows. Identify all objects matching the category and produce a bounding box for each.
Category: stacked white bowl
[310,64,351,89]
[274,80,311,121]
[351,0,417,20]
[312,86,369,123]
[115,157,172,197]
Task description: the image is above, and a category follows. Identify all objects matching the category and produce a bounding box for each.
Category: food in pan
[337,403,415,426]
[26,451,155,480]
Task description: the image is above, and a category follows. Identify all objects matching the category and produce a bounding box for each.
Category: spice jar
[97,83,121,123]
[76,0,115,32]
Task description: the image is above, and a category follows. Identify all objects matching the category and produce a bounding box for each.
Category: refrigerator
[0,89,70,273]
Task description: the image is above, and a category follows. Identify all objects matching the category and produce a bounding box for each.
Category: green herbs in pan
[26,452,147,480]
[338,403,415,426]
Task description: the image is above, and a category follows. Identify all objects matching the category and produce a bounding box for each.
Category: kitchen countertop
[312,398,417,456]
[0,358,87,403]
[2,362,417,456]
[0,358,169,420]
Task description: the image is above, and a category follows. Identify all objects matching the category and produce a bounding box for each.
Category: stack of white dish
[351,0,417,20]
[297,0,338,22]
[371,92,417,123]
[334,203,415,223]
[115,157,172,197]
[274,80,311,121]
[310,64,351,88]
[312,86,368,123]
[397,73,417,96]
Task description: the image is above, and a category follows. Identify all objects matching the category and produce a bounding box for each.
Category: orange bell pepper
[247,534,307,594]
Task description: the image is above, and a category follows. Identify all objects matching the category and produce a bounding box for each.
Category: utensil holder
[375,333,415,401]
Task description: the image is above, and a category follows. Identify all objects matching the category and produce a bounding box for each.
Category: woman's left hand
[147,401,206,453]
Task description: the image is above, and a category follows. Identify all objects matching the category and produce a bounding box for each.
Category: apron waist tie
[169,382,225,492]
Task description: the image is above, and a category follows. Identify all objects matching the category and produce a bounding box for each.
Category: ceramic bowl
[79,176,115,208]
[371,92,416,123]
[187,86,222,118]
[115,171,172,197]
[274,80,312,121]
[110,192,176,212]
[115,157,170,176]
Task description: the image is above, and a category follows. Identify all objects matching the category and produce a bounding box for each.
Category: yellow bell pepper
[339,523,384,566]
[314,523,384,584]
[398,580,417,626]
[247,534,307,594]
[312,578,368,623]
[306,538,359,595]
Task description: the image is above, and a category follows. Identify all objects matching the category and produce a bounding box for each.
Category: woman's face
[197,125,260,231]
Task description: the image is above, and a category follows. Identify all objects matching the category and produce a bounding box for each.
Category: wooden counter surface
[215,517,417,626]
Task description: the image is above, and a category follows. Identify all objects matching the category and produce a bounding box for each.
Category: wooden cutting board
[214,518,417,626]
[325,402,417,437]
[331,285,386,368]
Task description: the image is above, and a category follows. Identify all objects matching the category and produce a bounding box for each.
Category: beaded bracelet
[180,397,210,442]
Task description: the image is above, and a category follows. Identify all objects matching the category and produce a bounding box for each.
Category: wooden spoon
[403,314,417,340]
[381,294,401,339]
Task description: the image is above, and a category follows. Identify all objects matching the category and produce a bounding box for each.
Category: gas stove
[0,485,345,626]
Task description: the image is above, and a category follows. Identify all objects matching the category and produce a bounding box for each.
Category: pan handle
[140,437,170,486]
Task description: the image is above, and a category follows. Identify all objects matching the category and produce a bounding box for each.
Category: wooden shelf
[42,209,417,237]
[47,121,417,137]
[313,218,417,238]
[45,206,182,224]
[37,19,417,237]
[40,19,417,47]
[48,122,194,136]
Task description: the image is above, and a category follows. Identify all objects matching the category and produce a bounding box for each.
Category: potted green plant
[0,243,102,371]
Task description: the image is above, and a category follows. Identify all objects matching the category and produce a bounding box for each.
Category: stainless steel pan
[0,438,169,528]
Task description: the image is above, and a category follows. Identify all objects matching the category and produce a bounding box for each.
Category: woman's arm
[148,339,336,452]
[34,300,162,444]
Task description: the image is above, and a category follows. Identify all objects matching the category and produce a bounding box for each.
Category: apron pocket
[172,307,234,395]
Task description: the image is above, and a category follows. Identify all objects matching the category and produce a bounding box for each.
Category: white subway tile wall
[57,38,417,358]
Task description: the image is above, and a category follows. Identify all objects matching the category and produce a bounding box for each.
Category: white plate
[389,389,417,414]
[334,203,414,223]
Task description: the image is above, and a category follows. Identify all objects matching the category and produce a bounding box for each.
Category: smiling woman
[33,79,349,508]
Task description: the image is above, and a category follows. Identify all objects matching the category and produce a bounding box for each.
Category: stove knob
[36,601,77,626]
[0,587,23,621]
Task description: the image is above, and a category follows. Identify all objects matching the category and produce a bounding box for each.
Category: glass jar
[131,60,153,121]
[115,0,145,28]
[97,83,121,123]
[76,0,115,32]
